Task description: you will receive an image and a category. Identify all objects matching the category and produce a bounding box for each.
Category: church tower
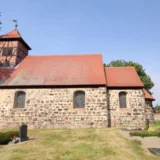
[0,29,31,67]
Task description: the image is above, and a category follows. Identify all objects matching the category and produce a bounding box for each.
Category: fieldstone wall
[0,87,108,129]
[145,100,155,124]
[107,89,146,129]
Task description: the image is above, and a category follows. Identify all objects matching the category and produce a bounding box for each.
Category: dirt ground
[120,130,160,156]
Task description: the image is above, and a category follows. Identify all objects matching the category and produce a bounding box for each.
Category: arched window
[14,91,26,108]
[74,91,85,108]
[119,92,127,108]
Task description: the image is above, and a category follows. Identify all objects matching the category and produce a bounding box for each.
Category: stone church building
[0,29,155,129]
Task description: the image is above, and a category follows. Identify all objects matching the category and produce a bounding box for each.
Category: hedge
[0,131,19,145]
[129,131,160,138]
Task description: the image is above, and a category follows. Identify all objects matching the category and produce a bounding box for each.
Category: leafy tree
[154,105,160,112]
[105,60,154,91]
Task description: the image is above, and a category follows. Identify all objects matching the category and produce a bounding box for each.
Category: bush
[155,120,160,126]
[0,131,19,145]
[129,131,160,138]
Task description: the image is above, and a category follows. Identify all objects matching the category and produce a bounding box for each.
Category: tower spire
[0,29,31,67]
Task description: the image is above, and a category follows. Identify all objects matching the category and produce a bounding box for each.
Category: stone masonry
[107,89,146,129]
[145,100,155,125]
[0,87,108,129]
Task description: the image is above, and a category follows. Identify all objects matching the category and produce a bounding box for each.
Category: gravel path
[119,130,160,155]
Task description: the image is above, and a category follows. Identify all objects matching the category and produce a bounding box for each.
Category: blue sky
[1,0,160,105]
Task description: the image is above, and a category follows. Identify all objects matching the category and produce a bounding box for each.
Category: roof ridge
[105,66,135,68]
[26,54,102,57]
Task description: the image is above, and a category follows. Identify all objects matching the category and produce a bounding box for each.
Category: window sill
[119,108,131,112]
[73,108,85,110]
[73,108,85,112]
[12,108,25,110]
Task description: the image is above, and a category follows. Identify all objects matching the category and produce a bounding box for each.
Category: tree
[154,104,160,112]
[105,60,154,91]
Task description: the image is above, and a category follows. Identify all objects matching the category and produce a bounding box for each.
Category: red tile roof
[105,67,144,87]
[0,29,21,39]
[5,54,106,86]
[0,68,15,85]
[0,29,31,50]
[143,89,155,101]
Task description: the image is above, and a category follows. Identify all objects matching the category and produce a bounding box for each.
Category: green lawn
[130,120,160,137]
[149,120,160,132]
[0,128,159,160]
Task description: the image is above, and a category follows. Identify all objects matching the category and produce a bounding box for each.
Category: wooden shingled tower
[0,29,31,67]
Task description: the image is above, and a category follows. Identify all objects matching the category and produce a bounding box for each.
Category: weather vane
[13,20,18,29]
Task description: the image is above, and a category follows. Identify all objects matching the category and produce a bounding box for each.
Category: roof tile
[105,67,144,87]
[5,54,106,86]
[143,89,155,101]
[0,29,21,39]
[0,68,15,85]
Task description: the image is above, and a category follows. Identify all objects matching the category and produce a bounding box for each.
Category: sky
[0,0,160,105]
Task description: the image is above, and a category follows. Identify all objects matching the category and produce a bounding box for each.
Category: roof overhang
[0,84,106,89]
[0,37,31,50]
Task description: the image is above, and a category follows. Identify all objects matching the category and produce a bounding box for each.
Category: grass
[130,120,160,138]
[148,120,160,132]
[0,128,159,160]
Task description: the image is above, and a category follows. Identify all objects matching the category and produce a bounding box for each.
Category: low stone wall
[107,89,146,129]
[0,87,108,129]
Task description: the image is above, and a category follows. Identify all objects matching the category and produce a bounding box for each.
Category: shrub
[129,131,160,138]
[0,131,19,145]
[155,120,160,126]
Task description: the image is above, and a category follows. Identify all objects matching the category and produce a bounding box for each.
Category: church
[0,29,155,129]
